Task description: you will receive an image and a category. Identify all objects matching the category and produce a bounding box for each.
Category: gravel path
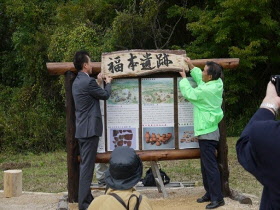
[0,191,63,210]
[0,187,260,210]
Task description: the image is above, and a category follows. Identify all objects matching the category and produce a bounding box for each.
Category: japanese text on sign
[101,50,188,78]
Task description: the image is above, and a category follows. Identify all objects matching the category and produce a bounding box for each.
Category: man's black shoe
[197,195,211,203]
[206,199,225,209]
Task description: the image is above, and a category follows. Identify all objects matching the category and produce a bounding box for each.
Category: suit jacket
[236,108,280,210]
[72,72,111,138]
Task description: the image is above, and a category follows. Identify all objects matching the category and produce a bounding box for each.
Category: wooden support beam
[46,58,239,75]
[150,161,168,198]
[47,62,100,75]
[96,149,200,163]
[218,73,231,197]
[65,71,79,203]
[191,58,240,69]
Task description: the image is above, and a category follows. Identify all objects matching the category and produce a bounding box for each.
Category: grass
[158,137,263,197]
[0,150,68,193]
[0,137,262,197]
[227,137,262,197]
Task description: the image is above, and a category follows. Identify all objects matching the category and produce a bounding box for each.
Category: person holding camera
[179,58,224,209]
[236,80,280,209]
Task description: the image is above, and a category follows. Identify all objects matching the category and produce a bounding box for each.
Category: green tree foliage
[0,0,65,152]
[0,0,279,153]
[171,0,280,134]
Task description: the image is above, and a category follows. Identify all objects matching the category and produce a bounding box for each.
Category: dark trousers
[78,136,99,210]
[199,139,223,201]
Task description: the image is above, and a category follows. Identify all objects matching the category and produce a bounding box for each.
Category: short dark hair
[73,51,90,71]
[206,61,223,80]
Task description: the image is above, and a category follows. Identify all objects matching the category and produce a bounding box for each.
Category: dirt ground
[0,187,260,210]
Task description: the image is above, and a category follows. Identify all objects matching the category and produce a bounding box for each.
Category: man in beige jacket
[88,146,153,210]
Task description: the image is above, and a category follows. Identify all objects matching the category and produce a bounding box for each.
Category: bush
[0,84,65,153]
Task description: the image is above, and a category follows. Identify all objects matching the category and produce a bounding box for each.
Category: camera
[271,75,280,96]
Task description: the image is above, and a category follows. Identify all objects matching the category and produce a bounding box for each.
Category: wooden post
[65,71,79,203]
[217,73,230,196]
[4,170,22,197]
[150,161,168,198]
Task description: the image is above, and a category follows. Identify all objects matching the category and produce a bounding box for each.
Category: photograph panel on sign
[142,126,175,150]
[178,126,199,149]
[107,127,139,151]
[142,78,174,104]
[108,79,139,105]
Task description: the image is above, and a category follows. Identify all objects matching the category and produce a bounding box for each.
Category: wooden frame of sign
[47,51,241,203]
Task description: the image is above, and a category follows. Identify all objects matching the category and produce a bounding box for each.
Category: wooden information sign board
[101,50,188,78]
[46,52,240,202]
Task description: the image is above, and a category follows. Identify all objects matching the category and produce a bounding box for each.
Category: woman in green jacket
[179,58,224,209]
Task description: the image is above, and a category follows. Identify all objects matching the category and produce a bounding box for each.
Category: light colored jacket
[179,67,223,136]
[88,188,153,210]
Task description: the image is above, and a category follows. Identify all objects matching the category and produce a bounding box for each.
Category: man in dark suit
[237,81,280,209]
[72,50,112,210]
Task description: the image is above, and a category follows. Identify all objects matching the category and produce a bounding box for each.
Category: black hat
[105,146,143,190]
